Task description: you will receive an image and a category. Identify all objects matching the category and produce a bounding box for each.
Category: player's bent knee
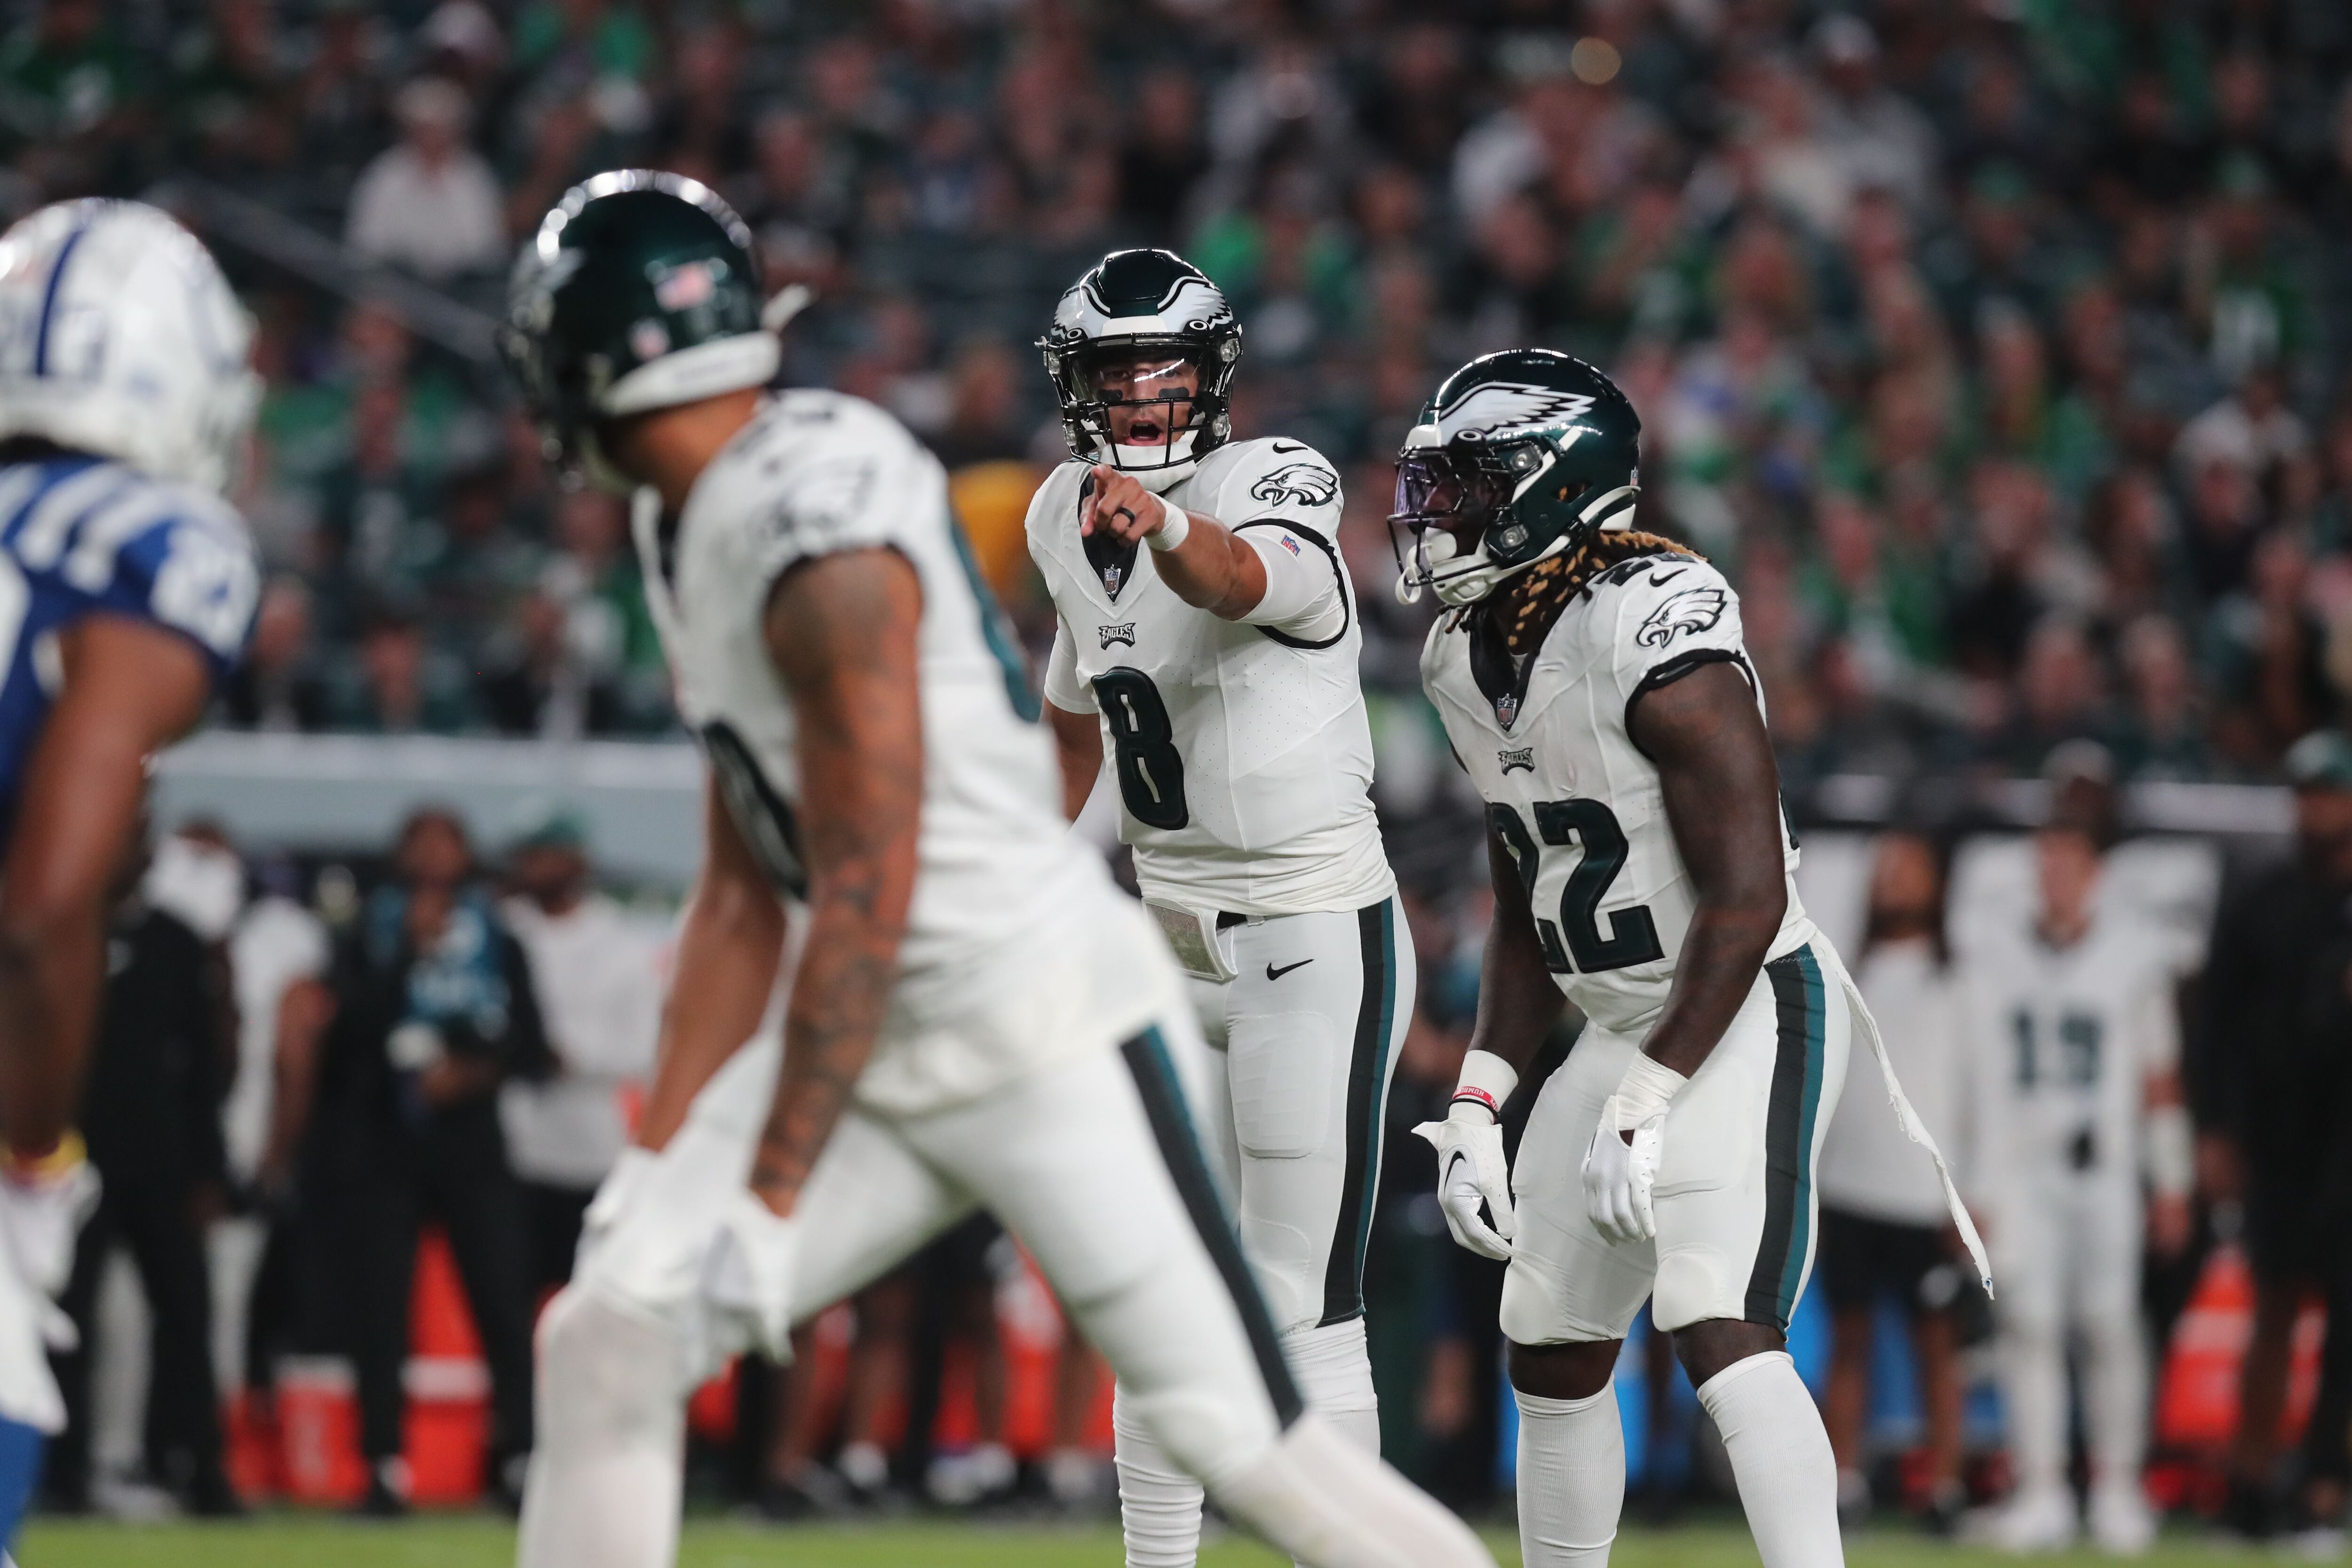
[1650,1249,1737,1333]
[535,1287,685,1453]
[1507,1337,1618,1401]
[1498,1258,1577,1347]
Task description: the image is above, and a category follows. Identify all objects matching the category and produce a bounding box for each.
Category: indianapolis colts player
[0,199,261,1544]
[502,172,1491,1568]
[1026,247,1409,1568]
[1399,350,1983,1568]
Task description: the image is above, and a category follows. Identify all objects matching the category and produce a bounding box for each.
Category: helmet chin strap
[1098,428,1201,493]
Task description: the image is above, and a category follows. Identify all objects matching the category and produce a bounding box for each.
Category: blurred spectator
[329,605,471,734]
[2192,732,2352,1538]
[297,808,548,1515]
[50,827,237,1517]
[214,846,329,1431]
[345,76,504,280]
[1817,832,1971,1531]
[496,807,659,1297]
[221,575,330,732]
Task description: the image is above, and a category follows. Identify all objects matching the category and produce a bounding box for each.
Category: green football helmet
[1389,349,1643,606]
[503,169,799,487]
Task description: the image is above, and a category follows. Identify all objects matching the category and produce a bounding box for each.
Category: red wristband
[1450,1086,1502,1119]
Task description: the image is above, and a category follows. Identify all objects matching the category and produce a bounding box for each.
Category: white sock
[1514,1381,1625,1567]
[1209,1413,1494,1568]
[1287,1319,1381,1455]
[1695,1351,1845,1568]
[1999,1317,2067,1499]
[1115,1379,1205,1568]
[2079,1308,2147,1496]
[516,1288,686,1568]
[1113,1320,1384,1568]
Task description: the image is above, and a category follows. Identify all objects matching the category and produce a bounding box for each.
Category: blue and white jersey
[0,454,258,827]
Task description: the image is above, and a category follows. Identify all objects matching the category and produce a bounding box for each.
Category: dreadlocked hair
[1481,529,1701,656]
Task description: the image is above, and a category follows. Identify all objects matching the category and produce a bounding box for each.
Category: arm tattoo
[748,548,925,1210]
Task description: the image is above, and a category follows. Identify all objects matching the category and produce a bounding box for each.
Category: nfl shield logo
[1494,691,1519,727]
[1102,563,1123,596]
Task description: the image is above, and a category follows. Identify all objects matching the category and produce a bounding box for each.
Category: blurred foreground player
[0,199,261,1545]
[1028,248,1411,1566]
[1398,350,1984,1568]
[502,171,1492,1568]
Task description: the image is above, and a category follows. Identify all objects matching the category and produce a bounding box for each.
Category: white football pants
[1115,896,1411,1566]
[518,1011,1489,1568]
[1990,1168,2146,1498]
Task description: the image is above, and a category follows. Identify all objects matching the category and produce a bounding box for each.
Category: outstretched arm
[1628,660,1789,1079]
[0,616,213,1154]
[747,547,924,1216]
[1082,465,1268,619]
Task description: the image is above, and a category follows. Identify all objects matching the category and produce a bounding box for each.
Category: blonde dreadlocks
[1472,529,1702,656]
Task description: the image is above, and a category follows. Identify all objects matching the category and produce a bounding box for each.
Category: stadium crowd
[3,0,2349,796]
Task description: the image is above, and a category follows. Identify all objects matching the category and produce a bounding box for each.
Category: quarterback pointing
[503,174,1488,1568]
[1398,350,1984,1568]
[1026,248,1409,1567]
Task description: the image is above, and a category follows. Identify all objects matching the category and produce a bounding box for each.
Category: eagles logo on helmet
[1390,349,1643,608]
[1039,248,1242,493]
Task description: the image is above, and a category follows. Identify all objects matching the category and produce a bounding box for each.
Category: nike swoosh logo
[1270,441,1309,454]
[1266,958,1314,981]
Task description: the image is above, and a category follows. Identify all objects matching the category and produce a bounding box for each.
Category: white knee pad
[1651,1248,1739,1333]
[1210,1414,1494,1568]
[518,1289,688,1568]
[1500,1257,1579,1349]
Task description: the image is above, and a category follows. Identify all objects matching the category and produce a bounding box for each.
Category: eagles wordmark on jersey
[1032,435,1393,917]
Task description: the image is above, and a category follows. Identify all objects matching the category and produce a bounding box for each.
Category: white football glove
[702,1189,800,1365]
[1413,1111,1515,1260]
[0,1143,98,1298]
[1581,1095,1666,1245]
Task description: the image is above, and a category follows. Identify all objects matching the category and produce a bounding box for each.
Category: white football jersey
[1421,548,1812,1036]
[1028,437,1394,915]
[1959,909,2177,1195]
[635,389,1177,1114]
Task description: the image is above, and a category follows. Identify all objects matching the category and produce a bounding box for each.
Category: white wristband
[2145,1104,2193,1197]
[1610,1052,1690,1130]
[1447,1048,1519,1123]
[1144,493,1191,551]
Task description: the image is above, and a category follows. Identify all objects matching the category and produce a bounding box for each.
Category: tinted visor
[1389,449,1513,529]
[1075,346,1202,408]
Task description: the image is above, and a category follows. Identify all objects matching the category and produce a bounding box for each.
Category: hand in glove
[1581,1095,1666,1245]
[1413,1110,1516,1260]
[702,1188,800,1364]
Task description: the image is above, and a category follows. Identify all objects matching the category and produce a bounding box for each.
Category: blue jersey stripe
[32,220,91,378]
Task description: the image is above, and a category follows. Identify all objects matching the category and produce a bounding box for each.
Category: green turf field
[4,1517,2275,1568]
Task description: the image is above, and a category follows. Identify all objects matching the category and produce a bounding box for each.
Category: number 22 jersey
[1419,546,1812,1036]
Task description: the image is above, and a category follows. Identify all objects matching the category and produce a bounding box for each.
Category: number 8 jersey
[1027,437,1394,916]
[1419,545,1812,1035]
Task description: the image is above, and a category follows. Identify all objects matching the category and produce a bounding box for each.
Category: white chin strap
[1100,429,1200,493]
